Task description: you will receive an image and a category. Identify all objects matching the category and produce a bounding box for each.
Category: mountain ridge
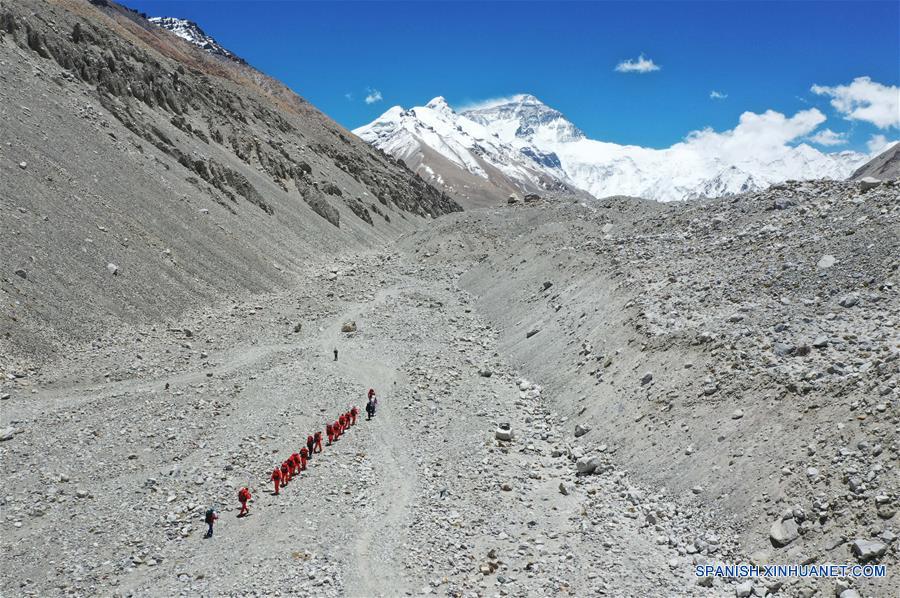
[355,94,871,203]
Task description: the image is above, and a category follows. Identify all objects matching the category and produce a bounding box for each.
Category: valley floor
[2,247,721,598]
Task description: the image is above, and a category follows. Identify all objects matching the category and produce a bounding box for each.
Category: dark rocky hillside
[0,0,458,361]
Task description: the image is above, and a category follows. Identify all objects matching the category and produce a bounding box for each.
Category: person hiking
[271,466,283,495]
[366,398,376,420]
[350,406,359,425]
[333,348,338,361]
[299,447,309,471]
[204,507,218,538]
[368,388,376,401]
[314,431,323,453]
[326,423,334,445]
[237,487,251,517]
[306,434,315,460]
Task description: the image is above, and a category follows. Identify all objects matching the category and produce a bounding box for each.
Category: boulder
[340,321,357,333]
[525,328,540,338]
[850,539,887,562]
[574,424,590,438]
[14,268,27,279]
[816,254,836,269]
[0,426,17,441]
[494,425,513,442]
[107,262,119,276]
[524,193,541,203]
[770,517,799,547]
[640,372,653,386]
[838,294,859,308]
[858,177,881,192]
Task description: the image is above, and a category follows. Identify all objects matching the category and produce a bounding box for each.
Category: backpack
[205,509,215,524]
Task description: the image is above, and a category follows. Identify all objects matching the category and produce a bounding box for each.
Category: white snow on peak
[356,93,872,202]
[149,17,242,62]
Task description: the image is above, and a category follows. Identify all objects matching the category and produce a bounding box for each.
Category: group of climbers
[270,404,361,495]
[204,388,378,538]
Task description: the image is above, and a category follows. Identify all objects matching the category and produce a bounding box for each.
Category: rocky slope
[404,178,899,597]
[148,16,244,63]
[851,143,900,180]
[356,94,870,204]
[0,0,458,362]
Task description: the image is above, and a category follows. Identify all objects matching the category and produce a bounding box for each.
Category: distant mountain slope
[0,0,458,359]
[851,142,900,180]
[357,94,870,202]
[149,16,244,63]
[354,97,588,208]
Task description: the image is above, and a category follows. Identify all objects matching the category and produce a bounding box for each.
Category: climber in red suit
[238,487,251,517]
[326,423,334,445]
[271,467,282,495]
[300,447,308,471]
[350,406,358,425]
[290,453,301,476]
[281,461,291,485]
[314,431,323,453]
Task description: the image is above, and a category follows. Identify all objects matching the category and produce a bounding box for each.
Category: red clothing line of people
[266,404,362,497]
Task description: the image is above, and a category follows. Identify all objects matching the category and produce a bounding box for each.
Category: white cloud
[709,90,728,100]
[344,92,353,101]
[364,88,383,104]
[615,54,661,74]
[811,76,899,129]
[867,134,898,154]
[677,108,827,162]
[807,128,847,146]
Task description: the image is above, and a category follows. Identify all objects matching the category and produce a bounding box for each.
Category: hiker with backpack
[237,487,251,517]
[204,507,218,538]
[306,434,315,460]
[366,398,376,420]
[314,431,323,453]
[350,406,359,425]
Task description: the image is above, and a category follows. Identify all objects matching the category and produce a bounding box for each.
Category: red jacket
[271,468,282,481]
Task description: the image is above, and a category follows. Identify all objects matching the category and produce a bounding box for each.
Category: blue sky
[127,1,899,153]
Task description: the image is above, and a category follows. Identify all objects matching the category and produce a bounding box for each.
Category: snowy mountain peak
[356,93,870,203]
[149,17,243,63]
[462,94,586,144]
[425,96,452,111]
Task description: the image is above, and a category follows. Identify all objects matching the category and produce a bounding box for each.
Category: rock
[732,409,744,420]
[326,272,337,281]
[525,328,540,338]
[14,268,27,279]
[839,590,861,598]
[838,294,858,308]
[773,342,794,357]
[0,393,9,401]
[107,263,119,276]
[812,335,828,348]
[850,539,887,562]
[341,321,357,333]
[558,482,570,496]
[735,580,753,597]
[817,254,836,269]
[293,323,302,333]
[75,489,89,499]
[19,161,27,169]
[507,194,520,204]
[0,426,17,441]
[770,517,799,547]
[500,482,512,492]
[574,424,590,438]
[524,193,541,203]
[858,177,881,192]
[478,366,493,378]
[575,456,601,474]
[773,197,793,210]
[541,281,553,291]
[495,424,512,442]
[640,372,653,386]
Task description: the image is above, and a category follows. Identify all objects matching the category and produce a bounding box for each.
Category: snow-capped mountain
[353,97,588,207]
[355,94,870,203]
[149,17,244,63]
